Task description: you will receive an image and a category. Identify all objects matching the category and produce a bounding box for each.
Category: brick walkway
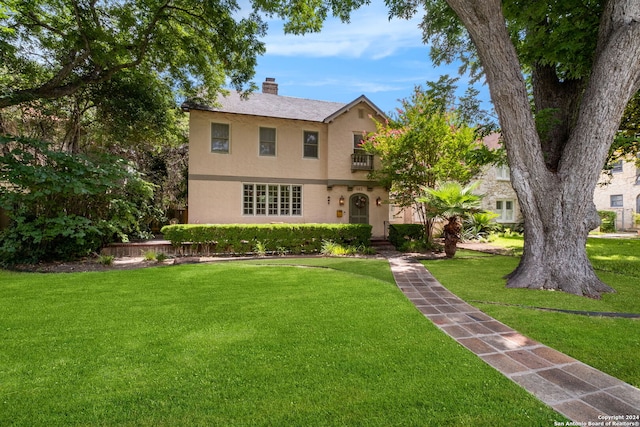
[385,252,640,423]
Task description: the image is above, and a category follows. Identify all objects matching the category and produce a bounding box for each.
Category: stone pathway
[385,252,640,423]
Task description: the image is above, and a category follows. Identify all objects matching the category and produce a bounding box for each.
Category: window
[243,184,302,216]
[496,164,510,181]
[303,131,319,158]
[610,194,623,207]
[211,123,230,153]
[612,160,623,173]
[259,127,276,156]
[495,199,514,222]
[353,133,365,152]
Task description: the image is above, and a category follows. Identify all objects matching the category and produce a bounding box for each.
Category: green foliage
[0,135,162,264]
[253,241,267,257]
[598,211,616,233]
[320,240,375,256]
[0,0,270,109]
[143,250,158,261]
[161,224,372,255]
[387,224,424,249]
[402,0,602,82]
[96,254,115,266]
[462,211,500,241]
[606,91,640,171]
[418,181,482,220]
[362,86,485,204]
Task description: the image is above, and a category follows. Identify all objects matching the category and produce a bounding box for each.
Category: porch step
[370,238,396,252]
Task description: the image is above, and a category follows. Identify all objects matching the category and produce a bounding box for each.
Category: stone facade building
[593,158,640,230]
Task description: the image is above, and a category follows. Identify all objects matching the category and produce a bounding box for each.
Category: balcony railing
[351,153,374,171]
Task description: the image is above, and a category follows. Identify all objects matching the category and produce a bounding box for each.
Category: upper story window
[303,131,319,159]
[610,194,623,207]
[496,164,510,181]
[353,133,365,153]
[611,160,623,173]
[211,123,230,153]
[259,127,276,156]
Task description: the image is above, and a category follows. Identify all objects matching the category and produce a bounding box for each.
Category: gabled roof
[181,92,387,123]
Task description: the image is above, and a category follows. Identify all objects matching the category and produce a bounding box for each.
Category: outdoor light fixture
[339,196,345,206]
[376,197,382,206]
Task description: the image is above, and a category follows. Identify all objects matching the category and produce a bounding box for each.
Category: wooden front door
[349,194,369,224]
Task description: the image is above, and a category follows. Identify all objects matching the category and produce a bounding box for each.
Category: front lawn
[423,237,640,387]
[0,260,563,426]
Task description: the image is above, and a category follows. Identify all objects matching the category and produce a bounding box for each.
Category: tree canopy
[361,83,493,242]
[0,0,270,109]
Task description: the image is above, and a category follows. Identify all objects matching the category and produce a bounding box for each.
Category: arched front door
[349,194,369,224]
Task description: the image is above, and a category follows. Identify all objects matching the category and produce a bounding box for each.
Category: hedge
[160,223,372,255]
[598,211,616,233]
[388,224,424,249]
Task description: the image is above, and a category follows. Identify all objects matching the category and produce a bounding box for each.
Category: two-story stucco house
[182,78,390,237]
[593,157,640,230]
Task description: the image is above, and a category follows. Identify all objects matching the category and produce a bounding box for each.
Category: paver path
[385,252,640,423]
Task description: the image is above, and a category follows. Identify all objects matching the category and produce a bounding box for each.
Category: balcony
[351,153,374,171]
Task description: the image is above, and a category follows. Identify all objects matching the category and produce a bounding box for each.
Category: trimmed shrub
[388,224,424,249]
[598,211,616,233]
[160,224,372,255]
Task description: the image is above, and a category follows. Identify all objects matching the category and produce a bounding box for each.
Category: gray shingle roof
[183,91,348,122]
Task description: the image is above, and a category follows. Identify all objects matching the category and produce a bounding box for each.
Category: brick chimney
[262,77,278,95]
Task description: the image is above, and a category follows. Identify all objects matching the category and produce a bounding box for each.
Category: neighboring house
[182,78,390,237]
[593,157,640,230]
[474,133,522,227]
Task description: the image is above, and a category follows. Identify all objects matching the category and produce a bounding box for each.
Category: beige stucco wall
[187,103,389,237]
[326,105,382,182]
[593,160,640,230]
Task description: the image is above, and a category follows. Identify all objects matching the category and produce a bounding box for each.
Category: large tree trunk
[445,0,640,298]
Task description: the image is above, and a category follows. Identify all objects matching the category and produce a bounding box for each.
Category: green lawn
[423,237,640,388]
[0,259,563,426]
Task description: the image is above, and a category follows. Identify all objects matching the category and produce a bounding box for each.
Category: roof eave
[323,95,387,123]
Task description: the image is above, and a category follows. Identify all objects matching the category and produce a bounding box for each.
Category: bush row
[160,223,372,255]
[598,211,616,233]
[388,224,424,249]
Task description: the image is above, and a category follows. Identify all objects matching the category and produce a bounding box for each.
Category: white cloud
[294,76,403,93]
[263,5,424,59]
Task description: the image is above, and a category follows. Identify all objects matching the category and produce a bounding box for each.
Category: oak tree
[387,0,640,297]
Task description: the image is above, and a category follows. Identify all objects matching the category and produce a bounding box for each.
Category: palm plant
[419,181,483,258]
[463,211,501,241]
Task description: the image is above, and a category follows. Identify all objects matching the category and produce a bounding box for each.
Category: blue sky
[251,1,492,116]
